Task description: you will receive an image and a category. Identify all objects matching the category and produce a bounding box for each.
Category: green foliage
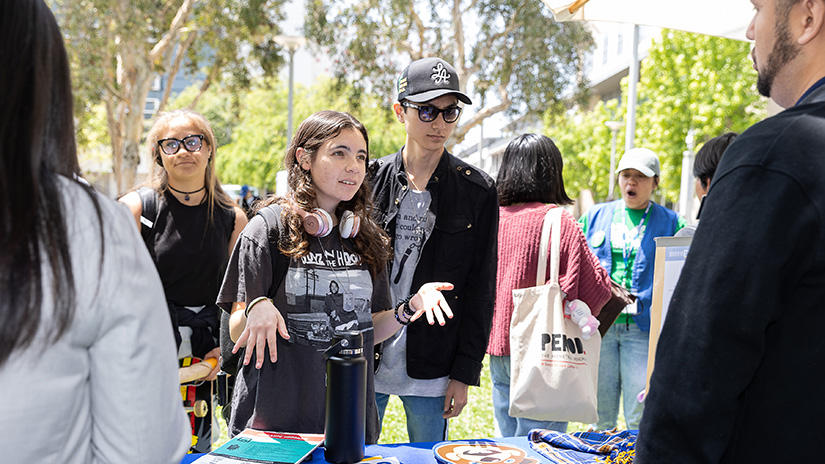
[304,0,593,144]
[546,100,625,202]
[472,0,594,115]
[378,356,496,443]
[549,30,766,205]
[635,30,765,197]
[56,0,290,189]
[169,78,406,192]
[58,0,288,106]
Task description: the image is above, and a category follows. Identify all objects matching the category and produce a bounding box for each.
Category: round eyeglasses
[157,134,205,155]
[401,102,462,124]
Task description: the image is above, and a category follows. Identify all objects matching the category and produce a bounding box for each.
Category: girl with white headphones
[217,111,454,441]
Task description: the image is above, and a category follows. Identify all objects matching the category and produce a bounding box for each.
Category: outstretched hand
[409,282,455,326]
[232,300,290,369]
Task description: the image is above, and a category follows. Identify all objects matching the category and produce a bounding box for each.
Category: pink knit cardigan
[487,203,612,356]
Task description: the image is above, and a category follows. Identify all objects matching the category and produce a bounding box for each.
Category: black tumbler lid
[325,330,364,358]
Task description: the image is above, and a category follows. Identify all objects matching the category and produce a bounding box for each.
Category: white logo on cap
[431,63,451,85]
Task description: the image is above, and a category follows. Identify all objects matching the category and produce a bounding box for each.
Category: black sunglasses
[157,134,205,155]
[401,102,462,123]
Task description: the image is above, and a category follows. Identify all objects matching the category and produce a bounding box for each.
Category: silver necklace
[408,191,428,237]
[403,161,429,233]
[316,237,355,313]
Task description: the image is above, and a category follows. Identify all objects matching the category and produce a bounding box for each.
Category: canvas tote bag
[508,207,600,423]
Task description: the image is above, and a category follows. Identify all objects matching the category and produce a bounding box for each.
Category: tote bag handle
[536,207,563,287]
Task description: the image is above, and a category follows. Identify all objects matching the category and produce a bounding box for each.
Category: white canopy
[541,0,754,41]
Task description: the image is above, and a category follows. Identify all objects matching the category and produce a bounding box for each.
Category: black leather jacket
[369,148,498,386]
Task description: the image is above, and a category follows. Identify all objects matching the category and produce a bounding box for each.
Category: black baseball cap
[397,57,472,105]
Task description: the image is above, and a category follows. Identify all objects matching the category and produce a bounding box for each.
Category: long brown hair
[258,111,391,274]
[1,0,101,367]
[141,109,235,224]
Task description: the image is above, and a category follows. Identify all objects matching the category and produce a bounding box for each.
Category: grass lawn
[213,355,627,449]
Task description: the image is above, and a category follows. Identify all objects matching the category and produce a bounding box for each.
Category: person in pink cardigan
[488,133,612,436]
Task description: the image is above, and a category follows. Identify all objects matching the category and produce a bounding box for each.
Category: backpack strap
[137,187,159,247]
[256,204,290,297]
[219,203,290,379]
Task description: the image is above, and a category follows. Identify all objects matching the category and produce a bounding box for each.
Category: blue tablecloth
[182,436,545,464]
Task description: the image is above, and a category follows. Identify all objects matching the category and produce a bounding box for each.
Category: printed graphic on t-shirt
[391,190,433,300]
[611,221,640,255]
[283,245,373,348]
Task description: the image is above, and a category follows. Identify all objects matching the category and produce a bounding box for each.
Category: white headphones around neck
[290,203,360,239]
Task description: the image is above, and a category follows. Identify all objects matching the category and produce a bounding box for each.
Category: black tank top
[149,191,235,306]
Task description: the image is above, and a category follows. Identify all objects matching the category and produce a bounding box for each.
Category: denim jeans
[375,393,448,443]
[489,355,568,436]
[596,321,648,430]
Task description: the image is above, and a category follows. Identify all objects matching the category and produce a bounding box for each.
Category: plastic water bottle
[323,330,366,464]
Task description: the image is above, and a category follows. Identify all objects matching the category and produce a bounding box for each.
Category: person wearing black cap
[369,57,498,442]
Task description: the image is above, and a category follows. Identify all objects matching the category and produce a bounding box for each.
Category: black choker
[168,185,205,201]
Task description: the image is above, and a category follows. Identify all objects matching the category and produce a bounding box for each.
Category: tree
[549,30,765,205]
[57,0,288,192]
[169,77,406,191]
[304,0,593,149]
[635,30,765,196]
[546,99,625,202]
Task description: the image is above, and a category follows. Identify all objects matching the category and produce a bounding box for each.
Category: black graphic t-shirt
[278,239,376,347]
[217,214,390,441]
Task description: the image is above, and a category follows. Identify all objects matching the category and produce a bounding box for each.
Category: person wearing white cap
[579,147,685,430]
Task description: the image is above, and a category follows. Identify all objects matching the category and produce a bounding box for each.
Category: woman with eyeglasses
[119,109,248,452]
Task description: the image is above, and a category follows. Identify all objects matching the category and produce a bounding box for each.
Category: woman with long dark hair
[0,1,188,462]
[487,134,611,435]
[218,110,453,440]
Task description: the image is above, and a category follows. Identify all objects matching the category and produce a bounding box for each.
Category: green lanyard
[621,202,650,286]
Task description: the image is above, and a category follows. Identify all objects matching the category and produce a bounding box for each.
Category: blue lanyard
[621,202,651,278]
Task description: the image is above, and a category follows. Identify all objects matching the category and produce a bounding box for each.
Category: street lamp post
[605,121,624,200]
[680,129,697,222]
[273,35,307,144]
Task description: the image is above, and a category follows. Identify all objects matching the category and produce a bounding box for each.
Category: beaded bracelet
[402,296,417,317]
[394,305,410,326]
[245,296,271,317]
[394,294,415,326]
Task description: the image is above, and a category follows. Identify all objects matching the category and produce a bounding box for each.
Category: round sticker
[433,441,538,464]
[590,230,606,248]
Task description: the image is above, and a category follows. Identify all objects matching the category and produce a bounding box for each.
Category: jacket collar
[796,75,825,106]
[393,146,451,189]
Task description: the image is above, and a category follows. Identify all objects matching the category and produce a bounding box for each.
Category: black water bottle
[324,330,366,464]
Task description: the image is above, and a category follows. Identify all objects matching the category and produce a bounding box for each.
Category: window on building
[602,36,609,64]
[144,98,160,117]
[151,75,162,92]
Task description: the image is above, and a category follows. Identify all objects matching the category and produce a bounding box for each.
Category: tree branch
[466,3,524,77]
[461,0,480,16]
[157,28,198,113]
[410,3,426,59]
[453,0,466,83]
[149,0,197,64]
[188,58,223,109]
[449,84,512,146]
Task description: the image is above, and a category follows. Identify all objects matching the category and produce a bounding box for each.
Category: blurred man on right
[637,0,825,462]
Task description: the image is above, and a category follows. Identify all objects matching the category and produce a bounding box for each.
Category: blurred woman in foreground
[0,1,188,462]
